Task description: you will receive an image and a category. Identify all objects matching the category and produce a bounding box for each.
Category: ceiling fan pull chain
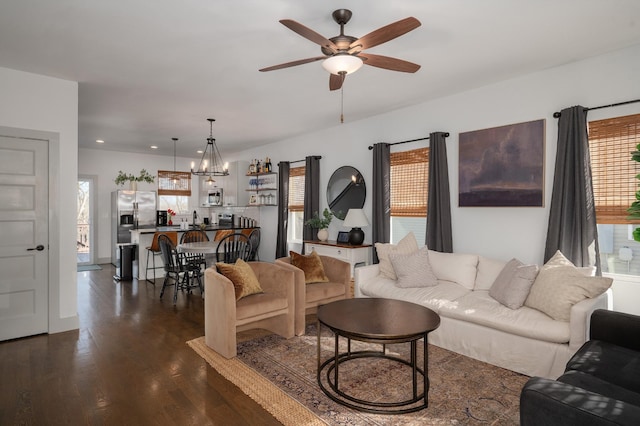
[340,77,345,123]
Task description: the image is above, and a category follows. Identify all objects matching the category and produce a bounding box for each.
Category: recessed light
[197,150,204,154]
[96,139,104,144]
[150,145,158,149]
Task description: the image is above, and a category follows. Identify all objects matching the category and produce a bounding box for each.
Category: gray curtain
[545,106,601,272]
[426,132,453,252]
[303,156,321,243]
[275,161,290,258]
[371,143,391,263]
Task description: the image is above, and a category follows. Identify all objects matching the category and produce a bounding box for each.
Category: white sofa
[355,251,612,379]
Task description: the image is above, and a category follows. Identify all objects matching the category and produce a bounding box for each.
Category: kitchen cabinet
[199,160,249,207]
[246,171,278,206]
[304,240,372,278]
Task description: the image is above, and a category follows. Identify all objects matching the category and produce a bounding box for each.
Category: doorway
[77,176,95,265]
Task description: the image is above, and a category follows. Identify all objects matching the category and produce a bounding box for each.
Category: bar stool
[145,231,177,283]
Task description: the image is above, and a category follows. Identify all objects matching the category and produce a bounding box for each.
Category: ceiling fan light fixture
[322,54,363,75]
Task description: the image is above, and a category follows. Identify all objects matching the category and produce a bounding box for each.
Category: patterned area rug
[188,324,528,425]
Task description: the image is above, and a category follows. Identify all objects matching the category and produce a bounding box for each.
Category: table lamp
[343,208,369,245]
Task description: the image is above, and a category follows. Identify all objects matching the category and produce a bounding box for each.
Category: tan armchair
[276,255,351,336]
[204,262,298,358]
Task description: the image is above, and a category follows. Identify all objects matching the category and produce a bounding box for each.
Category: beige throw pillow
[375,232,419,280]
[525,251,612,321]
[389,246,438,288]
[489,258,539,310]
[216,259,263,301]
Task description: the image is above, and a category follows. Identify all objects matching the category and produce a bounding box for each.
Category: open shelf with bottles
[246,172,278,206]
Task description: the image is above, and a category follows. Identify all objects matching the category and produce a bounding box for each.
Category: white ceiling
[1,0,640,158]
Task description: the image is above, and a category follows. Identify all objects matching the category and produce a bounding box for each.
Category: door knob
[27,245,45,251]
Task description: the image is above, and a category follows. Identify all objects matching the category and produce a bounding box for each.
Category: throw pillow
[375,232,419,280]
[525,251,612,321]
[489,258,539,310]
[216,259,263,301]
[389,246,438,288]
[290,250,329,284]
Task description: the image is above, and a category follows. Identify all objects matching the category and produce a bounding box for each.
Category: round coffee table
[317,298,440,414]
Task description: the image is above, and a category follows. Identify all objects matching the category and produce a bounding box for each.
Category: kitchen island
[130,225,257,281]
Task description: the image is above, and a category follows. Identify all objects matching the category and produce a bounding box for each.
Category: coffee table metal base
[317,322,429,414]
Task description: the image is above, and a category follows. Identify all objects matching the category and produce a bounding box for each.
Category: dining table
[178,241,219,254]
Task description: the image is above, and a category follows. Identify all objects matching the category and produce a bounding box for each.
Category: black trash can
[115,243,136,281]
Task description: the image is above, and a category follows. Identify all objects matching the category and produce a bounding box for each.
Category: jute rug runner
[187,324,528,425]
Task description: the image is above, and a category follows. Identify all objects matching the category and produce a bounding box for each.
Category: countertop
[131,225,258,235]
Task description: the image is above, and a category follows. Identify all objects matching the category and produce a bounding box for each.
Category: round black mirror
[326,166,366,220]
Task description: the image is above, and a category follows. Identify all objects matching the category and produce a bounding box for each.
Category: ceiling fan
[259,9,421,91]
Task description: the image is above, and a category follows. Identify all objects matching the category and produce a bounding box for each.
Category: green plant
[114,169,155,186]
[305,208,333,229]
[627,144,640,241]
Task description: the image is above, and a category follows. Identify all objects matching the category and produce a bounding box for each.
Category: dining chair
[158,234,203,304]
[145,231,178,284]
[215,232,252,264]
[247,228,261,261]
[180,229,209,269]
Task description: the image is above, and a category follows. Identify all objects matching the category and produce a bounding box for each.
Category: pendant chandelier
[191,118,229,185]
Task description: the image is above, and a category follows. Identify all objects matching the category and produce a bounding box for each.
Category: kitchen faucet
[192,210,197,227]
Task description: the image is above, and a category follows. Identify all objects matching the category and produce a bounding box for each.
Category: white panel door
[0,135,48,340]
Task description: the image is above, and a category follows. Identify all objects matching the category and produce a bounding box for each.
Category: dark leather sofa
[520,309,640,425]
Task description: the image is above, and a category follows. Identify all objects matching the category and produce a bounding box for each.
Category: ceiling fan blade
[350,17,421,51]
[280,19,338,53]
[259,56,326,72]
[359,53,421,73]
[329,73,344,91]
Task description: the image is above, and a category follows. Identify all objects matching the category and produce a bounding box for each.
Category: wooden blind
[288,166,305,212]
[390,147,429,217]
[157,170,192,196]
[589,113,640,224]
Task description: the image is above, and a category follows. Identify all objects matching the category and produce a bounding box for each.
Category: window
[288,166,306,242]
[158,170,191,214]
[589,113,640,275]
[390,147,428,244]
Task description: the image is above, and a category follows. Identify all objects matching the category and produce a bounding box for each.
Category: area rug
[77,264,102,271]
[188,324,528,425]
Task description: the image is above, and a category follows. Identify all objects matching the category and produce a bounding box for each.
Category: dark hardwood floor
[0,264,282,425]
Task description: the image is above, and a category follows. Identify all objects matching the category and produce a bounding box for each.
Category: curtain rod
[553,99,640,118]
[277,156,322,166]
[367,132,450,150]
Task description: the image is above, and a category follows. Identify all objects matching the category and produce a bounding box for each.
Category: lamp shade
[322,54,364,75]
[343,209,369,228]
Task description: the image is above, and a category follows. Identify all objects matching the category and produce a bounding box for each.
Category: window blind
[390,147,429,217]
[288,166,306,212]
[589,113,640,224]
[157,170,192,196]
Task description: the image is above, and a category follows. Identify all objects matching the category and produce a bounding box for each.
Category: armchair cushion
[289,250,329,284]
[216,259,263,300]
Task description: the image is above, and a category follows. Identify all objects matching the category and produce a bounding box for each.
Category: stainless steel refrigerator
[111,190,157,265]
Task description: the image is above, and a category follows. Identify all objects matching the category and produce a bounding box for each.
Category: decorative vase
[168,219,173,226]
[129,181,137,191]
[317,228,329,242]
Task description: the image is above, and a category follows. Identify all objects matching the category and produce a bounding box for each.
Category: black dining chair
[158,234,203,304]
[215,232,252,264]
[247,228,261,261]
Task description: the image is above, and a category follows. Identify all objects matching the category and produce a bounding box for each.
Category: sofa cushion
[428,250,479,290]
[489,258,539,309]
[215,259,263,301]
[390,246,438,288]
[375,232,419,280]
[358,274,470,313]
[566,340,640,393]
[475,256,508,291]
[289,250,329,284]
[525,251,612,321]
[558,370,640,407]
[440,291,571,344]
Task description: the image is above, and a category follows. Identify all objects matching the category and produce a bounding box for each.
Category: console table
[304,240,372,278]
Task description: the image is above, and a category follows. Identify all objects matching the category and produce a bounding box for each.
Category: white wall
[235,44,640,267]
[0,66,79,332]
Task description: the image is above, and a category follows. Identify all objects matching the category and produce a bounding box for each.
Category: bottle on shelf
[256,159,262,174]
[249,159,255,174]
